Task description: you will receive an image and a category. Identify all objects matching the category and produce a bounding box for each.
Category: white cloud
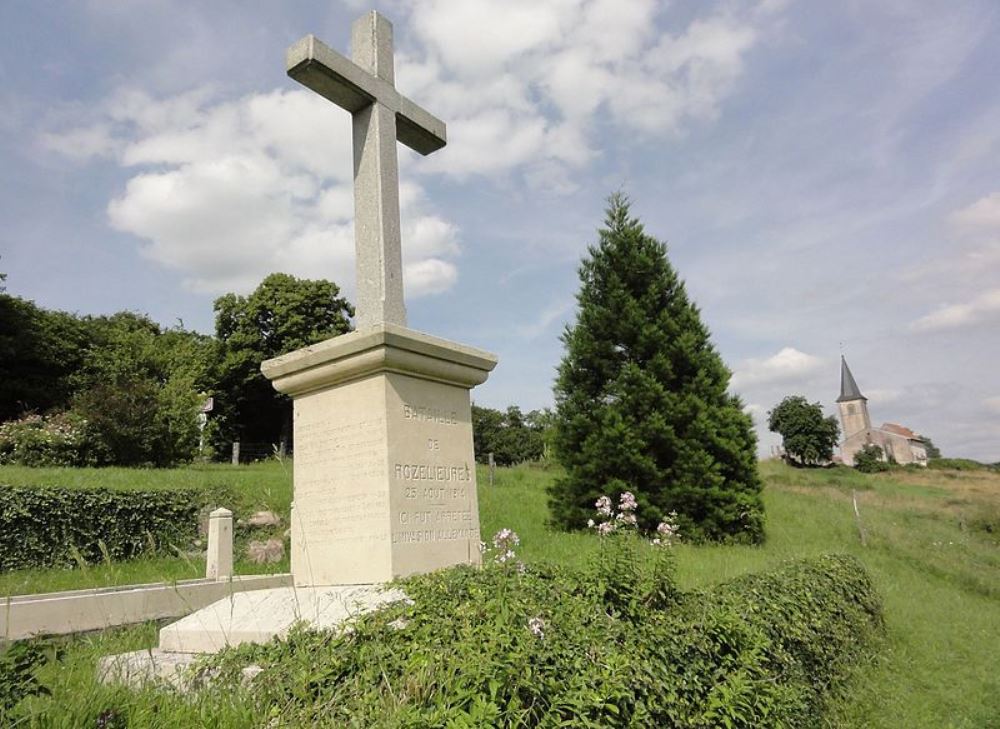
[865,388,903,405]
[910,288,1000,332]
[47,87,460,299]
[730,347,824,389]
[516,299,573,340]
[396,0,768,185]
[984,396,1000,414]
[950,192,1000,228]
[404,259,458,297]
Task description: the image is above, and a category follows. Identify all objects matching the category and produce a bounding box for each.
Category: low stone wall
[1,573,292,641]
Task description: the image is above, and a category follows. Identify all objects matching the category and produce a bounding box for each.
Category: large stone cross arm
[286,34,446,155]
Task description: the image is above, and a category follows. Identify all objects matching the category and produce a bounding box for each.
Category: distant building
[837,356,928,467]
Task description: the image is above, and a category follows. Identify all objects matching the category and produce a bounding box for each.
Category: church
[836,357,929,467]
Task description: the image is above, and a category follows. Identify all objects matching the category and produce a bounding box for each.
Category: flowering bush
[183,553,883,728]
[588,491,680,547]
[0,412,108,467]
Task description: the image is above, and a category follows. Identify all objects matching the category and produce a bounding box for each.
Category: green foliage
[768,395,840,466]
[124,550,880,728]
[854,444,889,473]
[212,273,353,449]
[68,312,210,467]
[0,484,202,570]
[0,640,59,718]
[0,411,109,467]
[0,294,91,421]
[550,193,763,543]
[922,437,942,460]
[472,405,548,465]
[927,457,993,472]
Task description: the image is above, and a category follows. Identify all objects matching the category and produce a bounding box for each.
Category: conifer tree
[550,194,764,543]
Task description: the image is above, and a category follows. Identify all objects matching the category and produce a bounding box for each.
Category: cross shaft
[286,12,446,330]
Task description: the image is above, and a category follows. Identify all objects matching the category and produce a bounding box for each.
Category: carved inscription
[294,414,388,543]
[402,403,457,424]
[394,463,471,482]
[392,396,479,548]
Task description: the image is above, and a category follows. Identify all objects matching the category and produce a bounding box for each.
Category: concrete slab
[1,574,292,641]
[97,649,200,689]
[158,584,410,653]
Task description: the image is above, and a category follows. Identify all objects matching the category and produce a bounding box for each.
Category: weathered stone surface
[158,585,411,653]
[206,507,233,580]
[286,13,446,330]
[246,539,285,564]
[1,574,291,641]
[262,324,495,586]
[246,510,282,527]
[97,649,198,689]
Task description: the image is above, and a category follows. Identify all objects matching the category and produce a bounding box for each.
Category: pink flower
[595,496,613,517]
[619,491,638,513]
[527,617,545,638]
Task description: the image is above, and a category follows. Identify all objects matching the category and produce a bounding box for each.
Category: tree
[0,294,92,421]
[854,444,889,473]
[767,395,840,467]
[70,312,209,467]
[922,437,942,460]
[550,194,763,543]
[472,405,546,465]
[212,273,353,451]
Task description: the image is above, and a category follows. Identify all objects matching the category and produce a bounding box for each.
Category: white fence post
[206,508,233,580]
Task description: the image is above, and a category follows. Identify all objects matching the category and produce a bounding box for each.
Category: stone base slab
[98,649,200,689]
[157,584,410,654]
[1,574,291,641]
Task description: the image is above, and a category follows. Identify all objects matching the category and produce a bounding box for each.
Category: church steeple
[836,356,870,438]
[837,356,867,403]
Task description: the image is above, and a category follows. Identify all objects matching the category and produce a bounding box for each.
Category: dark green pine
[550,193,764,543]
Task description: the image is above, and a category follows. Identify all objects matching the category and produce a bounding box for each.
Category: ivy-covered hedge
[0,485,202,571]
[170,549,882,727]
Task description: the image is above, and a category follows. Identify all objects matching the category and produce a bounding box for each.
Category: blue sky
[2,0,998,460]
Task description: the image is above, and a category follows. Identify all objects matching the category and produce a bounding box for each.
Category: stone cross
[286,11,446,330]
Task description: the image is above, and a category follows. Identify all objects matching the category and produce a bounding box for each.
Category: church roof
[836,356,867,402]
[881,422,924,440]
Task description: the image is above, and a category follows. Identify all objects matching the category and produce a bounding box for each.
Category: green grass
[0,461,293,597]
[5,458,1000,727]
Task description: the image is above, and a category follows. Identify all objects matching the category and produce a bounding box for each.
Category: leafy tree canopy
[767,395,840,467]
[212,273,354,447]
[472,405,549,465]
[922,436,942,460]
[550,193,763,543]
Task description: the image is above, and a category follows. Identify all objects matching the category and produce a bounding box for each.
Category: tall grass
[4,458,1000,726]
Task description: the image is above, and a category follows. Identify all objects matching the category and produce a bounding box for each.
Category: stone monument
[262,11,496,586]
[100,12,496,678]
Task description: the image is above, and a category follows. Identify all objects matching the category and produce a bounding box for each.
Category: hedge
[170,548,883,727]
[0,485,202,571]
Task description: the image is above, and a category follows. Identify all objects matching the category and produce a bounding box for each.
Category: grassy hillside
[4,459,999,726]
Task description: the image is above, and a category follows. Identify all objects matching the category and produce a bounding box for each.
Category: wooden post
[231,441,240,466]
[488,452,495,487]
[852,490,868,547]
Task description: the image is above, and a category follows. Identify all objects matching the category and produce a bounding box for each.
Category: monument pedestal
[261,323,497,586]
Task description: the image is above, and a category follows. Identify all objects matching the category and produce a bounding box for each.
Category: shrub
[72,374,201,468]
[0,641,58,719]
[927,458,992,472]
[0,485,202,570]
[550,194,763,544]
[0,412,108,467]
[168,550,880,728]
[854,444,889,473]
